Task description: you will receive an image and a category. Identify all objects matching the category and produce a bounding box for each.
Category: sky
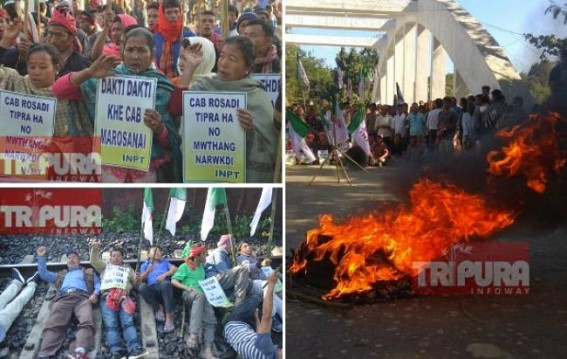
[288,0,567,74]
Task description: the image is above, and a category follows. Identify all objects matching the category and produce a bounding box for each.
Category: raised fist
[37,246,47,256]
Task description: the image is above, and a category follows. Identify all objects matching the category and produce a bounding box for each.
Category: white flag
[141,188,153,244]
[200,188,227,241]
[250,188,272,236]
[166,188,187,236]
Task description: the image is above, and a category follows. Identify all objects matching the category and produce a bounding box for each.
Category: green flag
[200,188,227,241]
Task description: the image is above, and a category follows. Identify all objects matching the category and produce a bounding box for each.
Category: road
[285,164,567,359]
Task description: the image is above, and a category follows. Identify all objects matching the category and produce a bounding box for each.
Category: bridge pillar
[394,31,404,102]
[430,37,446,99]
[453,70,470,99]
[386,49,395,105]
[415,24,429,102]
[403,23,417,104]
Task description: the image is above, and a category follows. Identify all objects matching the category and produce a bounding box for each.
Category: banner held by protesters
[95,75,157,172]
[183,91,247,183]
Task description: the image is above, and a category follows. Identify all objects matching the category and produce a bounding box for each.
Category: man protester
[46,7,91,76]
[243,19,280,73]
[78,10,101,58]
[90,242,148,359]
[223,273,283,359]
[0,269,39,344]
[35,246,100,359]
[171,243,217,359]
[205,234,252,307]
[197,10,222,52]
[137,246,177,334]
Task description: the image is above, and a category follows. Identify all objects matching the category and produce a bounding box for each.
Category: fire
[289,179,516,300]
[487,112,566,193]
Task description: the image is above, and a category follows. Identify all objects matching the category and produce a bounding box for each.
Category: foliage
[521,60,554,104]
[102,204,140,233]
[334,47,380,104]
[524,1,567,59]
[445,73,454,98]
[285,43,335,106]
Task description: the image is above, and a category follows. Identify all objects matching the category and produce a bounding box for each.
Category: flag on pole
[358,70,366,100]
[201,188,227,241]
[142,188,154,244]
[166,188,187,236]
[297,55,310,90]
[330,96,350,150]
[348,107,371,156]
[396,82,405,105]
[287,110,317,163]
[250,187,272,236]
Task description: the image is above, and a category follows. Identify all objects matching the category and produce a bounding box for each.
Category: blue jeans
[100,298,142,354]
[227,293,262,328]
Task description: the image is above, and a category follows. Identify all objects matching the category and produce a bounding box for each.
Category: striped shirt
[224,321,277,359]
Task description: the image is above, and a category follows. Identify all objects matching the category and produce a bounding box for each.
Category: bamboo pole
[266,187,277,258]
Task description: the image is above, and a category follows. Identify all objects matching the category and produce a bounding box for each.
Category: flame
[487,112,566,193]
[289,179,516,300]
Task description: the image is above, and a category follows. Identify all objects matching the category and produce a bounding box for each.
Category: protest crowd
[287,84,537,168]
[0,234,283,359]
[0,0,282,183]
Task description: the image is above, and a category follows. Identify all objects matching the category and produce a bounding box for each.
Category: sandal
[155,311,165,322]
[186,334,199,349]
[163,322,175,333]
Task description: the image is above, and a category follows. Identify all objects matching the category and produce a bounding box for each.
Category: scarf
[49,9,82,53]
[186,244,206,269]
[155,4,183,78]
[190,76,277,182]
[255,44,278,74]
[105,288,136,314]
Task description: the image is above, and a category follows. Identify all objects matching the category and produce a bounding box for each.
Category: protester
[90,241,148,359]
[204,234,252,306]
[53,27,183,183]
[0,269,39,344]
[0,43,93,136]
[153,0,195,78]
[171,243,217,359]
[196,10,222,52]
[235,11,258,35]
[146,2,159,31]
[36,246,100,359]
[170,36,277,183]
[223,273,283,359]
[243,19,280,73]
[237,241,283,332]
[138,246,177,333]
[90,11,138,60]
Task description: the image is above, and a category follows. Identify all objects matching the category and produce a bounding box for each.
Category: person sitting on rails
[137,245,177,333]
[35,246,100,359]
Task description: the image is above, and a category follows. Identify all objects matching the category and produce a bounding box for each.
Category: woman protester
[0,41,91,136]
[90,10,138,60]
[169,36,278,183]
[53,27,183,183]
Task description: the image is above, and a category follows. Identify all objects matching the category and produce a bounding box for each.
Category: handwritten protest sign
[183,91,246,183]
[198,276,233,308]
[94,76,156,171]
[251,73,280,108]
[0,90,56,179]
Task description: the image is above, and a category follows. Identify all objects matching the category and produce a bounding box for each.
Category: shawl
[105,288,136,314]
[191,75,277,183]
[255,44,278,74]
[176,36,216,77]
[154,4,183,78]
[80,63,183,182]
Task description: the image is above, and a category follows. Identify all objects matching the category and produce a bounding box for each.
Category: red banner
[0,189,102,235]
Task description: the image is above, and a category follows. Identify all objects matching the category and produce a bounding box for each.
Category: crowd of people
[288,85,532,167]
[0,0,281,183]
[0,235,282,359]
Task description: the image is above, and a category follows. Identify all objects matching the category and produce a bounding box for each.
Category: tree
[521,60,554,104]
[524,1,567,59]
[285,44,334,106]
[334,47,380,105]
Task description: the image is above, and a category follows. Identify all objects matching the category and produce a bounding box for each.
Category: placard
[94,76,156,171]
[183,91,246,183]
[198,276,233,307]
[251,73,280,108]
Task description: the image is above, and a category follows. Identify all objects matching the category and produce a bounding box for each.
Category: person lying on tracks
[35,246,100,359]
[0,268,39,343]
